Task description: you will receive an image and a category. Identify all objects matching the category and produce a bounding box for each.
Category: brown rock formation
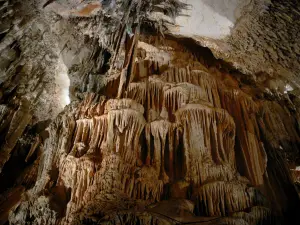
[4,36,298,225]
[0,1,299,225]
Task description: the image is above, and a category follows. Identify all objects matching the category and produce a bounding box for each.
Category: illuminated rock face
[6,37,299,225]
[0,1,299,225]
[169,0,251,39]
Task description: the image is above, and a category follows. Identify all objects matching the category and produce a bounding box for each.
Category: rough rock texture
[5,36,299,225]
[0,0,299,225]
[175,0,300,86]
[169,0,251,38]
[226,0,300,80]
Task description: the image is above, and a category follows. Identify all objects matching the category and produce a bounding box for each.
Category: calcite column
[175,103,236,185]
[220,89,267,186]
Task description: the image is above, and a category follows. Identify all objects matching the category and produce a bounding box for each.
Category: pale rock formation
[7,36,298,225]
[0,1,299,225]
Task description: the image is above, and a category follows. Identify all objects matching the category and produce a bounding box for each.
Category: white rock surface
[170,0,251,39]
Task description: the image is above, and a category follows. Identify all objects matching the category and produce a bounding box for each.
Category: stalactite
[164,83,208,114]
[175,104,236,185]
[131,166,164,201]
[161,68,220,107]
[233,206,274,225]
[58,156,95,212]
[76,93,106,119]
[9,35,297,225]
[194,181,256,216]
[106,104,145,158]
[125,82,147,105]
[147,77,165,120]
[88,115,108,155]
[220,89,267,186]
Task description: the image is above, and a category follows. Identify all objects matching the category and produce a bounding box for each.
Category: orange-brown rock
[7,36,300,225]
[0,1,299,225]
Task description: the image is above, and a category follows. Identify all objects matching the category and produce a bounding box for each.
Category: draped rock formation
[4,36,299,225]
[0,1,300,225]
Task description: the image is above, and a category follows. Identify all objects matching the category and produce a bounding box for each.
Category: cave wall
[172,0,300,86]
[0,0,299,225]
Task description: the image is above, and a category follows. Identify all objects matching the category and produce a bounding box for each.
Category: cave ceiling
[0,0,300,225]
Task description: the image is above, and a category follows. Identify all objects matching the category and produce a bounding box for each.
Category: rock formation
[0,0,300,225]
